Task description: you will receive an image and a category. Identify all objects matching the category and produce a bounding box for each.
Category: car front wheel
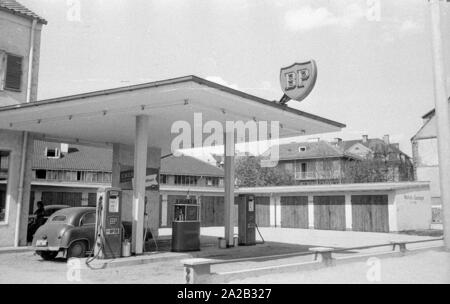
[67,241,87,259]
[37,251,58,261]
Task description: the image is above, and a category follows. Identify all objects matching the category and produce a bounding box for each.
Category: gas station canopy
[0,75,345,152]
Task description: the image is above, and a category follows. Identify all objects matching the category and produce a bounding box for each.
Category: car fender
[60,228,93,250]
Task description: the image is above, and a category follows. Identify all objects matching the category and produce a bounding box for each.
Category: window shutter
[0,51,6,90]
[5,54,22,91]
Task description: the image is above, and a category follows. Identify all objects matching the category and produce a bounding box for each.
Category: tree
[235,156,295,187]
[342,159,395,183]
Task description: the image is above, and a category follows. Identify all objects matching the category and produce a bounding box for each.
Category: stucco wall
[0,11,43,105]
[394,187,431,231]
[0,130,33,247]
[416,166,440,205]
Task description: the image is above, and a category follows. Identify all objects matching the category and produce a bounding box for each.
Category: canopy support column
[224,130,235,247]
[132,115,149,255]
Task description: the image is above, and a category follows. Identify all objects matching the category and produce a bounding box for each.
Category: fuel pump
[93,187,122,259]
[238,194,256,246]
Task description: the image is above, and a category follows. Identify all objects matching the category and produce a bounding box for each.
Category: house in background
[28,140,224,213]
[271,140,361,185]
[340,134,415,182]
[266,135,414,185]
[411,109,441,221]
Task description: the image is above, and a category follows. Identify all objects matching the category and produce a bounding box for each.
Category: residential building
[340,134,415,182]
[411,109,441,222]
[270,140,361,185]
[0,0,46,246]
[267,135,414,185]
[28,140,224,213]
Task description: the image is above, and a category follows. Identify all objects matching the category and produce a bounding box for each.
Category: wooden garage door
[42,192,82,207]
[313,195,345,231]
[201,196,224,227]
[280,196,308,228]
[255,197,270,227]
[352,195,389,232]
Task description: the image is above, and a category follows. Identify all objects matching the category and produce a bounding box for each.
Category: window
[52,215,67,222]
[0,51,23,91]
[174,175,198,186]
[80,212,96,226]
[35,170,47,179]
[0,151,10,222]
[160,174,167,184]
[298,146,307,152]
[45,148,60,158]
[206,177,219,187]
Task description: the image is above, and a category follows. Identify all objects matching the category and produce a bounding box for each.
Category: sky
[20,0,450,156]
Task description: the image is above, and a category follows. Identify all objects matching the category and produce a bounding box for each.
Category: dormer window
[299,146,307,152]
[45,148,60,159]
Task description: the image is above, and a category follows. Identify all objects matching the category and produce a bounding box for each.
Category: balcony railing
[295,171,342,180]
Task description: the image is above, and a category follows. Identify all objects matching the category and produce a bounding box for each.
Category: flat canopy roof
[238,181,430,195]
[0,76,345,154]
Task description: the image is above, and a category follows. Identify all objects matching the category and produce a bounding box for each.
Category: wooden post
[132,115,149,254]
[429,0,450,250]
[224,131,235,247]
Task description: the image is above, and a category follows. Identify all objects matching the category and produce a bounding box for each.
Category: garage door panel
[352,195,389,232]
[255,197,270,227]
[280,196,308,228]
[313,195,345,230]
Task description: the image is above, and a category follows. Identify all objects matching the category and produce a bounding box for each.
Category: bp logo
[279,60,317,104]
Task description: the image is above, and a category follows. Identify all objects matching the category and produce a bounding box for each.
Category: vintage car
[27,204,70,242]
[32,207,148,260]
[32,207,96,260]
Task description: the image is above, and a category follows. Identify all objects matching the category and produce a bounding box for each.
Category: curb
[78,251,192,270]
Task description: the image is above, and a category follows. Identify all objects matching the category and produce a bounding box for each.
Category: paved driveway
[0,227,442,284]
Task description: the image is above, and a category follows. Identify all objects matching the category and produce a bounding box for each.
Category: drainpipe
[14,18,37,247]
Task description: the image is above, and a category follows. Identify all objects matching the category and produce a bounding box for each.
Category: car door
[78,211,96,251]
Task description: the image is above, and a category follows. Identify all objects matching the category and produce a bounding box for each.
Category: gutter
[14,18,37,247]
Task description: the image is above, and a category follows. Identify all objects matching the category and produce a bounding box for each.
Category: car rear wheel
[37,251,58,261]
[67,241,87,259]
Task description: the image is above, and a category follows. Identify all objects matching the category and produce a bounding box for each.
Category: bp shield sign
[280,60,318,102]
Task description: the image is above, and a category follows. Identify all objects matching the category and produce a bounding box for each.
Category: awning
[0,75,345,154]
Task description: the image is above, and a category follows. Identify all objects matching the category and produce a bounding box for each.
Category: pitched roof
[340,138,410,159]
[268,141,358,161]
[32,140,223,177]
[0,0,47,24]
[32,140,112,171]
[160,155,223,177]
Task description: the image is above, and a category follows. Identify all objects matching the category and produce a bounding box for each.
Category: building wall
[0,130,33,247]
[412,138,440,205]
[0,10,42,105]
[0,10,43,247]
[394,188,432,231]
[279,158,344,184]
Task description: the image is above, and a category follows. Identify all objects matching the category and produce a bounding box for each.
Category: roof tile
[0,0,47,24]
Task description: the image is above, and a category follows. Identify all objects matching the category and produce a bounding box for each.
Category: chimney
[362,135,368,143]
[334,138,342,144]
[60,143,69,153]
[383,134,390,145]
